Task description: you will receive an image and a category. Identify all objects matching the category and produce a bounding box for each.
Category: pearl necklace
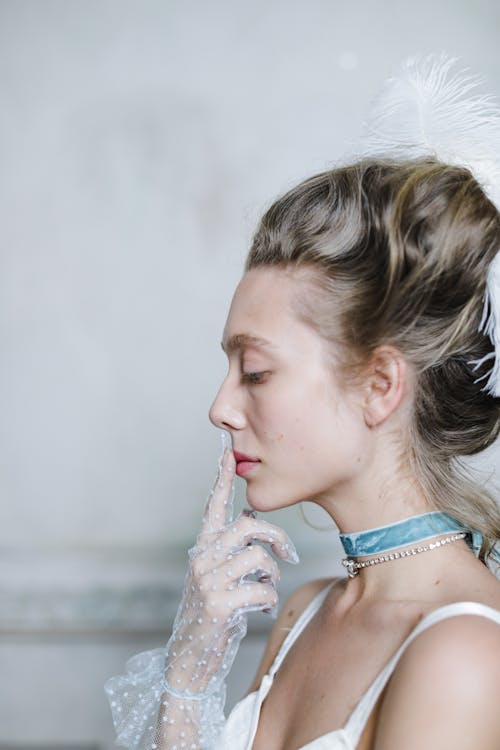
[342,531,466,578]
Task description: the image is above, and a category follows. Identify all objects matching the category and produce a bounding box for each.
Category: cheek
[245,377,368,509]
[258,377,344,452]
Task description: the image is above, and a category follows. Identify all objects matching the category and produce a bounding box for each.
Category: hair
[245,158,500,571]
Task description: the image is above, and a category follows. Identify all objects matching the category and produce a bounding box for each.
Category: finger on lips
[205,449,299,565]
[197,445,298,619]
[204,448,236,530]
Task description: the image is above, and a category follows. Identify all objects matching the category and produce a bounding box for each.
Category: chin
[244,486,297,513]
[243,485,272,512]
[244,495,270,512]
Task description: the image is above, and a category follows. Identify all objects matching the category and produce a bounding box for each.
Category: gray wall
[1,1,499,747]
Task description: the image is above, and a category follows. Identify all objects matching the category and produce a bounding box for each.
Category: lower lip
[236,461,260,477]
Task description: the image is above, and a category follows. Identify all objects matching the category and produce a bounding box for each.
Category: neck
[314,442,484,603]
[318,447,436,536]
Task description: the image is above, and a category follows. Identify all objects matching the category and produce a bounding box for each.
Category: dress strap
[268,579,338,677]
[345,601,500,746]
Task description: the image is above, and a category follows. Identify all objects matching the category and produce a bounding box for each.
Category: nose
[208,376,246,431]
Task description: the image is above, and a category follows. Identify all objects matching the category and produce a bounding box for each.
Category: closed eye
[242,371,269,385]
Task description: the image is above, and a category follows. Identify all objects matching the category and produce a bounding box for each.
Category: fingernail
[264,603,279,619]
[282,539,300,564]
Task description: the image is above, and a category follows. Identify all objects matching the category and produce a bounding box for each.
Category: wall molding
[0,543,344,635]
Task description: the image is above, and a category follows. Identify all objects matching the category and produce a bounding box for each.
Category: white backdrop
[0,1,499,746]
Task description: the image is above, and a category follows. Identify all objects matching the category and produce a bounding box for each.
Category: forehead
[221,267,315,353]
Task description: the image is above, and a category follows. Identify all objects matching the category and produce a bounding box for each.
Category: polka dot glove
[105,439,300,749]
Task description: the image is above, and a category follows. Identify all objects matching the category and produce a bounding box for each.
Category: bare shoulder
[245,576,343,696]
[374,608,500,749]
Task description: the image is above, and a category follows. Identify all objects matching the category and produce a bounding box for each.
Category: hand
[164,445,300,696]
[104,441,300,750]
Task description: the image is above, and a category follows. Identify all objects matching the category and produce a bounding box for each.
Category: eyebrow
[220,333,277,354]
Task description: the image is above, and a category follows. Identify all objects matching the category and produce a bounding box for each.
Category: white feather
[468,251,500,397]
[360,53,500,209]
[359,53,500,397]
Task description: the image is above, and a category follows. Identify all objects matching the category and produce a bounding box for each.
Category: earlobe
[363,347,407,428]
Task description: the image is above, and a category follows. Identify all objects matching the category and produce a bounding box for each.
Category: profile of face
[209,267,371,514]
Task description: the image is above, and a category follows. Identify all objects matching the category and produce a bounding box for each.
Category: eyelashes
[242,371,269,385]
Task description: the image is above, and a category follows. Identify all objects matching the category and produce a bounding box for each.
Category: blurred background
[0,1,499,747]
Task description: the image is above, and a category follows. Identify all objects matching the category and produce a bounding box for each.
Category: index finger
[201,441,236,532]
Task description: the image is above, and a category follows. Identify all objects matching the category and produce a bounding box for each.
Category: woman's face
[209,267,369,513]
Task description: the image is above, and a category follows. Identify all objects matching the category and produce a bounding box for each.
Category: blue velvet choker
[339,511,484,559]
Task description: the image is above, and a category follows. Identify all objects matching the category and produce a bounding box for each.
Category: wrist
[162,674,221,699]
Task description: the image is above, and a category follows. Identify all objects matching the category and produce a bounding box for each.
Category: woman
[106,56,500,750]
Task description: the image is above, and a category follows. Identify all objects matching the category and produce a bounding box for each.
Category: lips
[233,451,261,478]
[233,451,260,463]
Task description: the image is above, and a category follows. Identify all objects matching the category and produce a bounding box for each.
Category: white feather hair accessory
[357,53,500,397]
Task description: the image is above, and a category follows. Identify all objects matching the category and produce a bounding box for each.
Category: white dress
[217,579,500,749]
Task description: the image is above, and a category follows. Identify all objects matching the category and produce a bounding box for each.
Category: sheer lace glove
[105,438,300,749]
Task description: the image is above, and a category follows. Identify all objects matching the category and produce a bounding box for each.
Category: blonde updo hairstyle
[245,158,500,570]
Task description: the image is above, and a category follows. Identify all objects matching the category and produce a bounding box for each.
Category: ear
[362,345,410,428]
